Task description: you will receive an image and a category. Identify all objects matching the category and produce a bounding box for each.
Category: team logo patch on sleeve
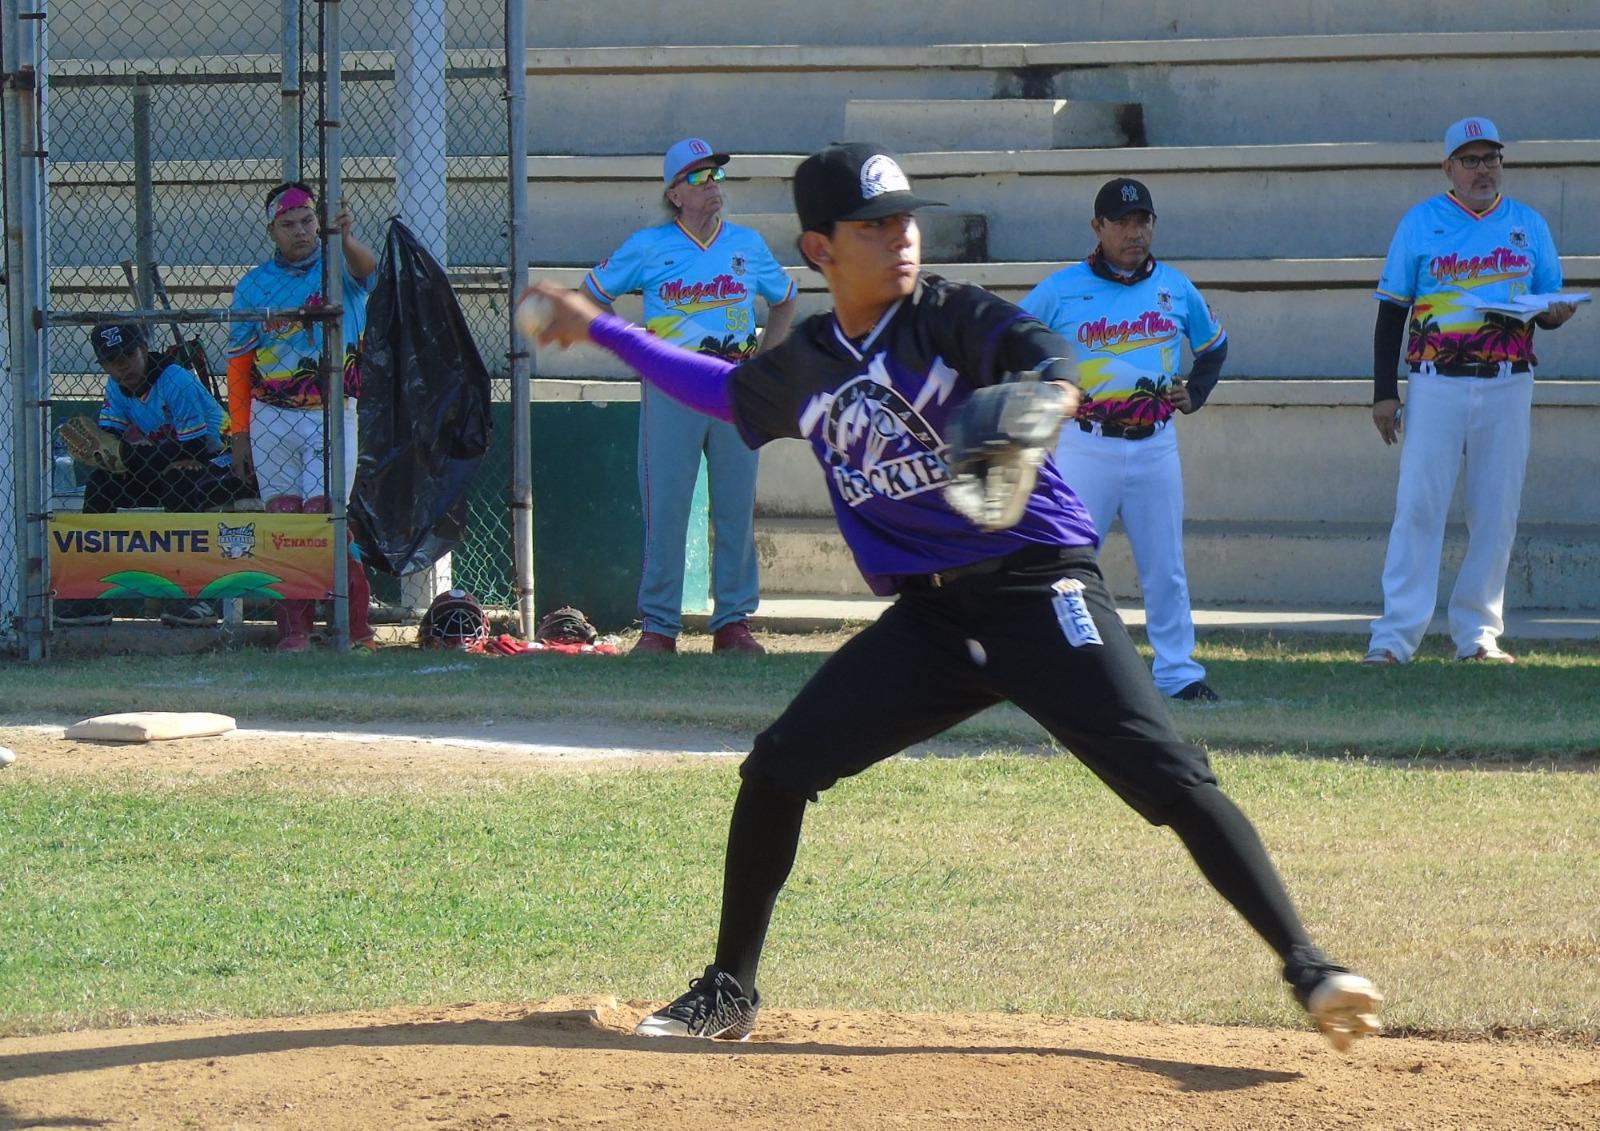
[1051,577,1103,648]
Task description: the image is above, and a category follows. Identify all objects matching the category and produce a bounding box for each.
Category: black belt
[910,544,1075,590]
[1078,419,1160,440]
[1413,362,1531,378]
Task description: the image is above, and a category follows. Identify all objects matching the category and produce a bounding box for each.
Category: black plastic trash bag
[350,219,492,576]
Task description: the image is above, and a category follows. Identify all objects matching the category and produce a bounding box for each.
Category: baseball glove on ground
[60,416,127,475]
[942,374,1071,531]
[535,606,598,645]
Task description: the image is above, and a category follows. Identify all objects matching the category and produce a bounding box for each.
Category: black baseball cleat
[1284,944,1383,1051]
[1171,680,1220,702]
[634,965,760,1040]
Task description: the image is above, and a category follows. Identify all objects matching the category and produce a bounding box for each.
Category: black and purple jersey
[729,274,1099,594]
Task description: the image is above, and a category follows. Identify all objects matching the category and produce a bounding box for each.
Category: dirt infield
[4,724,1600,1129]
[4,999,1599,1129]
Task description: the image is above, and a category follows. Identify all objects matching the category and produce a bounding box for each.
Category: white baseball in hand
[516,292,556,342]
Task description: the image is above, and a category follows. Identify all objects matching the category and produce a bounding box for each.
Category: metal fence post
[280,0,301,182]
[131,75,156,310]
[319,0,349,650]
[3,0,50,660]
[506,0,533,639]
[395,0,451,613]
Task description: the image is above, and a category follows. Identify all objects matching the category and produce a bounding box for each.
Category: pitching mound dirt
[3,999,1598,1129]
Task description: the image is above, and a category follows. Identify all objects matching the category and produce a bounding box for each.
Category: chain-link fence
[9,0,525,654]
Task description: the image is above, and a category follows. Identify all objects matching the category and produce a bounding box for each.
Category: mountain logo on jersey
[658,273,750,314]
[1077,309,1180,355]
[1428,247,1531,287]
[820,361,952,508]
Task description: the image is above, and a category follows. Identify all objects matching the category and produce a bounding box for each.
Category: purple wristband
[588,313,736,423]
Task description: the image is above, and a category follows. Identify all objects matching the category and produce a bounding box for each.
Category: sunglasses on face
[680,167,726,187]
[1453,152,1503,170]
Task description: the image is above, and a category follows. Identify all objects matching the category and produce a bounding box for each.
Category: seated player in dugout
[226,180,377,652]
[520,142,1383,1051]
[53,320,250,628]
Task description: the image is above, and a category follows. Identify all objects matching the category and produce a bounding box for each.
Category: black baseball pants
[714,546,1312,992]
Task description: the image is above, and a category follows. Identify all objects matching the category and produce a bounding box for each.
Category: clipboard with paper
[1453,291,1592,319]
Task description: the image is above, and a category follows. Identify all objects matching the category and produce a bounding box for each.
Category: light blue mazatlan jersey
[1374,193,1561,370]
[227,251,374,408]
[98,362,230,469]
[584,219,796,360]
[1020,260,1224,430]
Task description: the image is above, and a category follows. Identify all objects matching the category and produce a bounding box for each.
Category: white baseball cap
[1443,117,1502,159]
[662,137,730,185]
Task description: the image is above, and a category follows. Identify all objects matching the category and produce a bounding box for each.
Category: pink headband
[269,187,315,221]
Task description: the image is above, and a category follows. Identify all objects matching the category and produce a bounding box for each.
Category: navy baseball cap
[1094,178,1157,220]
[90,321,146,362]
[663,137,729,185]
[793,142,945,233]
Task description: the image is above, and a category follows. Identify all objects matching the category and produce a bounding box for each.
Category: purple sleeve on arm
[587,313,736,423]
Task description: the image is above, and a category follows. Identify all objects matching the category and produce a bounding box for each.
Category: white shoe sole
[633,1015,753,1041]
[1307,972,1384,1051]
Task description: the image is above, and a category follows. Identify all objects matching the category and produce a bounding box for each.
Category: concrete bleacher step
[512,5,1596,47]
[752,516,1600,610]
[842,99,1142,152]
[513,32,1600,154]
[42,31,1600,164]
[508,259,1600,383]
[47,256,1600,383]
[729,210,988,266]
[56,139,1597,269]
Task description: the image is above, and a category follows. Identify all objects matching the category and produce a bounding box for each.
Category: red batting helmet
[418,589,490,653]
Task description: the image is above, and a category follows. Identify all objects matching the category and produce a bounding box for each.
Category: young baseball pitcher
[522,143,1381,1051]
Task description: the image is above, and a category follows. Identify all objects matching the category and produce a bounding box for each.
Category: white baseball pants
[1054,422,1205,696]
[1368,370,1533,661]
[250,400,358,503]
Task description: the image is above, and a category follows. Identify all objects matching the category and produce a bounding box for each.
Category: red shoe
[630,631,678,655]
[712,621,766,656]
[275,599,314,653]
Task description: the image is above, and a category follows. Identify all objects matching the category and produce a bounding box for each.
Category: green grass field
[2,632,1597,1040]
[5,631,1600,757]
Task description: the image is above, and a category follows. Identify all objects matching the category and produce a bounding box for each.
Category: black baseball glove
[942,374,1072,531]
[535,606,598,645]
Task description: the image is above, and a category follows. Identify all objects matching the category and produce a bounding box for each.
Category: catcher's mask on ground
[419,589,490,653]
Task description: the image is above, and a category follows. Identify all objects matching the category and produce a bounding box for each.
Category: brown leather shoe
[630,630,678,655]
[712,621,766,656]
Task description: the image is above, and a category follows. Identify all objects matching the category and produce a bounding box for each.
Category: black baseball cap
[793,142,945,233]
[1094,177,1157,220]
[90,321,146,363]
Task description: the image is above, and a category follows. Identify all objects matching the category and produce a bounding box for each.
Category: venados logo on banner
[49,513,336,601]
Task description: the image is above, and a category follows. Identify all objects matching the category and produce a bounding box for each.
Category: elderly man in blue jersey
[1020,178,1227,702]
[583,138,798,655]
[54,321,248,627]
[1363,117,1579,666]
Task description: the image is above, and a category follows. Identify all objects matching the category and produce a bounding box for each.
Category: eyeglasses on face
[681,167,726,187]
[1453,152,1503,170]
